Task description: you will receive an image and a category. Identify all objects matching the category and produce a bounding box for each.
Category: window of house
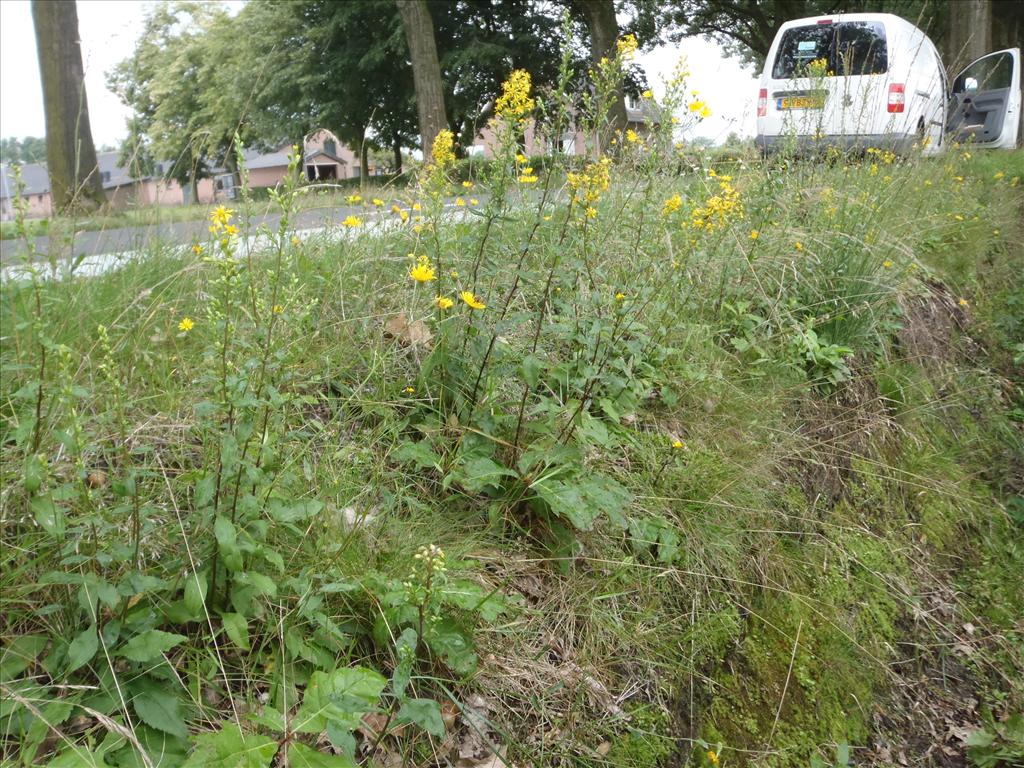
[324,139,337,156]
[156,163,164,174]
[101,171,111,183]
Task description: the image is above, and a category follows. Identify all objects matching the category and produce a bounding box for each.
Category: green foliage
[966,713,1024,768]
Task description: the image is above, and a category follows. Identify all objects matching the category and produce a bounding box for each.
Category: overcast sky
[0,0,758,151]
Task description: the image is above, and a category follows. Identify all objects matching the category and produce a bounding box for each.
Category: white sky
[0,0,758,150]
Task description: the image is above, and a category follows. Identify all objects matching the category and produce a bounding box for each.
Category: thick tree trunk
[577,0,628,149]
[945,0,993,74]
[31,0,104,214]
[396,0,447,155]
[392,138,402,174]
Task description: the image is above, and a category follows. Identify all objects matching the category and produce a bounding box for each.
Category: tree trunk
[576,0,629,150]
[396,0,447,155]
[31,0,104,214]
[393,137,402,174]
[945,0,993,74]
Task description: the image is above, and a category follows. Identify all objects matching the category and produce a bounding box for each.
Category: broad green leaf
[287,743,356,768]
[426,619,477,677]
[391,628,417,699]
[0,634,48,681]
[452,456,515,494]
[520,354,543,388]
[266,499,324,523]
[184,571,208,617]
[117,630,187,663]
[181,723,276,768]
[46,745,108,767]
[239,571,276,598]
[31,495,65,538]
[396,698,446,738]
[220,612,250,650]
[391,441,440,471]
[293,666,386,734]
[106,725,189,768]
[214,516,243,572]
[65,624,98,674]
[133,689,188,740]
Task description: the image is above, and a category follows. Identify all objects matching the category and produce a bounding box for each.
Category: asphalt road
[0,203,388,266]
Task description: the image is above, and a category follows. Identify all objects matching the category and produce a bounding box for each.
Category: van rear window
[772,21,888,79]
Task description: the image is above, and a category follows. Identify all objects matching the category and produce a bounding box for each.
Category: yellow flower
[177,317,194,332]
[462,180,473,188]
[749,229,759,240]
[707,751,719,766]
[347,193,362,204]
[794,241,803,251]
[431,129,456,167]
[460,290,486,309]
[672,440,684,449]
[404,386,415,394]
[435,296,454,310]
[372,198,385,207]
[585,206,597,218]
[450,269,459,278]
[409,254,436,283]
[412,202,422,211]
[343,215,362,228]
[223,224,239,236]
[399,210,409,222]
[699,105,711,119]
[616,33,638,59]
[470,198,479,206]
[516,153,527,164]
[883,260,893,268]
[272,304,284,314]
[209,205,234,227]
[662,194,682,216]
[191,244,203,255]
[291,235,301,247]
[642,89,653,99]
[614,292,626,301]
[958,298,969,307]
[455,197,466,206]
[688,99,707,114]
[495,69,536,120]
[993,171,1005,180]
[625,129,639,144]
[519,172,539,184]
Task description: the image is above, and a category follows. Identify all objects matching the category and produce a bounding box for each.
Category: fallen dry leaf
[384,312,432,347]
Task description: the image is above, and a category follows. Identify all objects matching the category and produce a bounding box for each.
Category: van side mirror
[964,76,979,92]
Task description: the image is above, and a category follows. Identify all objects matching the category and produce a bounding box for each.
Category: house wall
[473,119,586,159]
[249,166,287,188]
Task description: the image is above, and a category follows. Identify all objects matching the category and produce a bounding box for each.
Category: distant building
[0,129,373,220]
[470,96,660,159]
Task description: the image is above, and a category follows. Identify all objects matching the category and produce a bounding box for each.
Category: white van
[755,13,1021,154]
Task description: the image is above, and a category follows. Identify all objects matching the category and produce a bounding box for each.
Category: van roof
[777,12,922,34]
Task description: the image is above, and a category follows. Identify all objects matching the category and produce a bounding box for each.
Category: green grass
[1,134,1022,768]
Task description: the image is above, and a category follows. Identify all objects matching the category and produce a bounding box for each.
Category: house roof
[304,148,347,165]
[0,150,162,199]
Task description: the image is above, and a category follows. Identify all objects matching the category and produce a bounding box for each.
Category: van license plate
[778,96,824,109]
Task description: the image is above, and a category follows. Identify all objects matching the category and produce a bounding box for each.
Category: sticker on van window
[797,41,817,51]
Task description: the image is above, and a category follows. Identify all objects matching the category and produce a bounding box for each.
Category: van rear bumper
[755,133,918,154]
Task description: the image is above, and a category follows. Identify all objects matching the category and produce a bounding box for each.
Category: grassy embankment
[1,80,1023,767]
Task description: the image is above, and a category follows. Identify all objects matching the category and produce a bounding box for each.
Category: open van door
[946,48,1021,148]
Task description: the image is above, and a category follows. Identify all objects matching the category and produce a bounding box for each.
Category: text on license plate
[777,96,824,109]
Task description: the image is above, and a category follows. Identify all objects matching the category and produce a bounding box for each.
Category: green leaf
[452,456,515,494]
[391,628,417,699]
[426,619,477,676]
[184,571,208,617]
[293,666,387,734]
[287,743,356,768]
[520,354,543,388]
[533,472,631,531]
[65,624,98,675]
[133,689,188,740]
[181,723,276,768]
[117,630,187,663]
[396,698,446,738]
[239,571,276,598]
[220,612,250,650]
[214,516,243,572]
[31,495,65,538]
[391,440,441,471]
[0,634,48,682]
[266,498,324,523]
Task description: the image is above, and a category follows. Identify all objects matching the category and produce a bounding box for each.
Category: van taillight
[887,83,905,113]
[757,88,767,117]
